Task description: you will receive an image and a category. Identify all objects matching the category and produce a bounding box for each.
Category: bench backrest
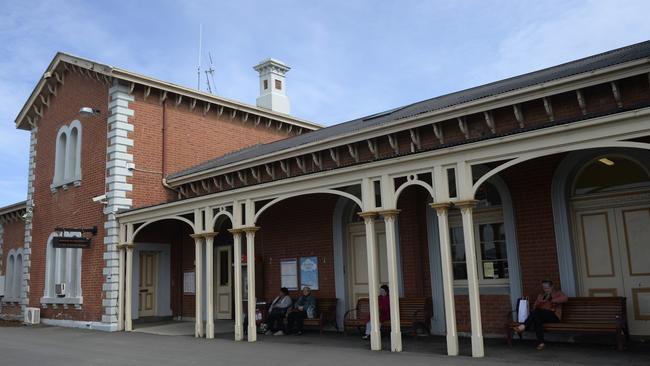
[353,297,432,321]
[316,298,338,317]
[561,297,626,324]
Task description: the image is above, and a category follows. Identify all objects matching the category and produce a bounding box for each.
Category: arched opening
[565,151,650,336]
[254,192,361,332]
[130,218,194,326]
[209,213,235,321]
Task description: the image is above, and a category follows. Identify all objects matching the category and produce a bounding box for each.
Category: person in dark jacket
[362,284,390,340]
[514,279,568,350]
[286,287,316,335]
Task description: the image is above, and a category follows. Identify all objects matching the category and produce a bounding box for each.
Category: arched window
[573,156,650,196]
[52,121,82,189]
[42,233,83,305]
[5,252,14,299]
[3,249,22,302]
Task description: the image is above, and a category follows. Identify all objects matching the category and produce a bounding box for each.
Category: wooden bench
[343,297,432,338]
[506,297,629,350]
[302,298,339,334]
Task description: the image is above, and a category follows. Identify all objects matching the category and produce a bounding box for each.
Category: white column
[193,234,205,338]
[458,200,484,357]
[117,245,125,331]
[245,227,259,342]
[381,210,402,352]
[360,212,381,351]
[125,244,134,331]
[205,233,217,339]
[230,229,244,341]
[430,203,459,356]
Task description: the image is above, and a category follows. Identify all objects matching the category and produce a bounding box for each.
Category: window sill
[40,296,83,305]
[1,298,21,304]
[50,179,82,193]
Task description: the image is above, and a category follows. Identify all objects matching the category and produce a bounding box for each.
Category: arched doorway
[211,215,234,320]
[569,153,650,335]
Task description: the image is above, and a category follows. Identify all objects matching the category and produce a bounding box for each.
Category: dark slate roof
[169,40,650,180]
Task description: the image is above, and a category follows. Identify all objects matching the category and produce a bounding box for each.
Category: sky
[1,0,649,207]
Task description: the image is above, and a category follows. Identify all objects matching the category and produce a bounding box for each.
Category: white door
[215,246,233,320]
[138,251,157,317]
[575,206,650,335]
[347,222,388,310]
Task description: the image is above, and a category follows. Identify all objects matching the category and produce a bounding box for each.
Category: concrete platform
[132,320,234,336]
[1,325,648,366]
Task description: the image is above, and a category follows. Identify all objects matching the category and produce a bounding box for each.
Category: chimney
[253,58,290,114]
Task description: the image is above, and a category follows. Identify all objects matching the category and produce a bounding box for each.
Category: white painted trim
[253,188,362,223]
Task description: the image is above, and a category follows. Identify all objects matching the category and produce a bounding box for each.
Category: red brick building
[3,42,650,358]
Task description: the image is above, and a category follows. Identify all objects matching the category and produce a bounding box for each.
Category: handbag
[517,297,529,323]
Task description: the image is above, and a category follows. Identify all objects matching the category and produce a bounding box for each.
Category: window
[449,182,509,285]
[41,233,82,305]
[263,79,269,90]
[275,79,282,90]
[3,249,23,302]
[52,120,82,189]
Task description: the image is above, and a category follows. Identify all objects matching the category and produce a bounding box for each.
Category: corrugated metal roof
[169,40,650,180]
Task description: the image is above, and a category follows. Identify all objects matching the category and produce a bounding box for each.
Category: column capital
[189,233,205,240]
[454,199,478,209]
[241,226,260,233]
[228,228,244,234]
[202,231,219,239]
[378,209,401,218]
[357,211,378,219]
[117,243,135,250]
[430,202,452,212]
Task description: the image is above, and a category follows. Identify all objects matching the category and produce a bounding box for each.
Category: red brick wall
[257,194,339,300]
[29,70,109,322]
[128,93,292,209]
[454,294,511,334]
[501,154,565,299]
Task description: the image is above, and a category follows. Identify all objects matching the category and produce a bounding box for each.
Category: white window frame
[41,232,83,305]
[2,248,23,302]
[449,206,510,287]
[51,120,82,190]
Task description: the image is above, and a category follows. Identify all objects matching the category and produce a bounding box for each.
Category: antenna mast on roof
[204,52,216,94]
[196,24,203,90]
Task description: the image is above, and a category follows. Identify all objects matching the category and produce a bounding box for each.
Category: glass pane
[449,226,467,279]
[574,156,650,195]
[482,260,509,279]
[220,250,229,286]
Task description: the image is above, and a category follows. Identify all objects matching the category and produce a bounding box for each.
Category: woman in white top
[265,287,293,335]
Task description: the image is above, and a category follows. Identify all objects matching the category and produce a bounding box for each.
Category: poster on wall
[183,271,195,294]
[300,256,319,290]
[280,259,298,290]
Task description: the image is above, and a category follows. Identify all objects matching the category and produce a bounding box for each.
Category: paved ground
[1,324,649,366]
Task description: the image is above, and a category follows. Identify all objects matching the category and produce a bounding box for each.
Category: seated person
[362,284,390,340]
[265,287,293,336]
[286,286,316,335]
[514,279,568,350]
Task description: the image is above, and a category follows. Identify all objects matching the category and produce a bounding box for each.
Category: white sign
[184,271,195,294]
[280,259,298,290]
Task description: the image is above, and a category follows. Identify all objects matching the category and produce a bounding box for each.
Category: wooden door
[215,246,233,320]
[138,251,157,317]
[616,206,650,335]
[347,222,388,310]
